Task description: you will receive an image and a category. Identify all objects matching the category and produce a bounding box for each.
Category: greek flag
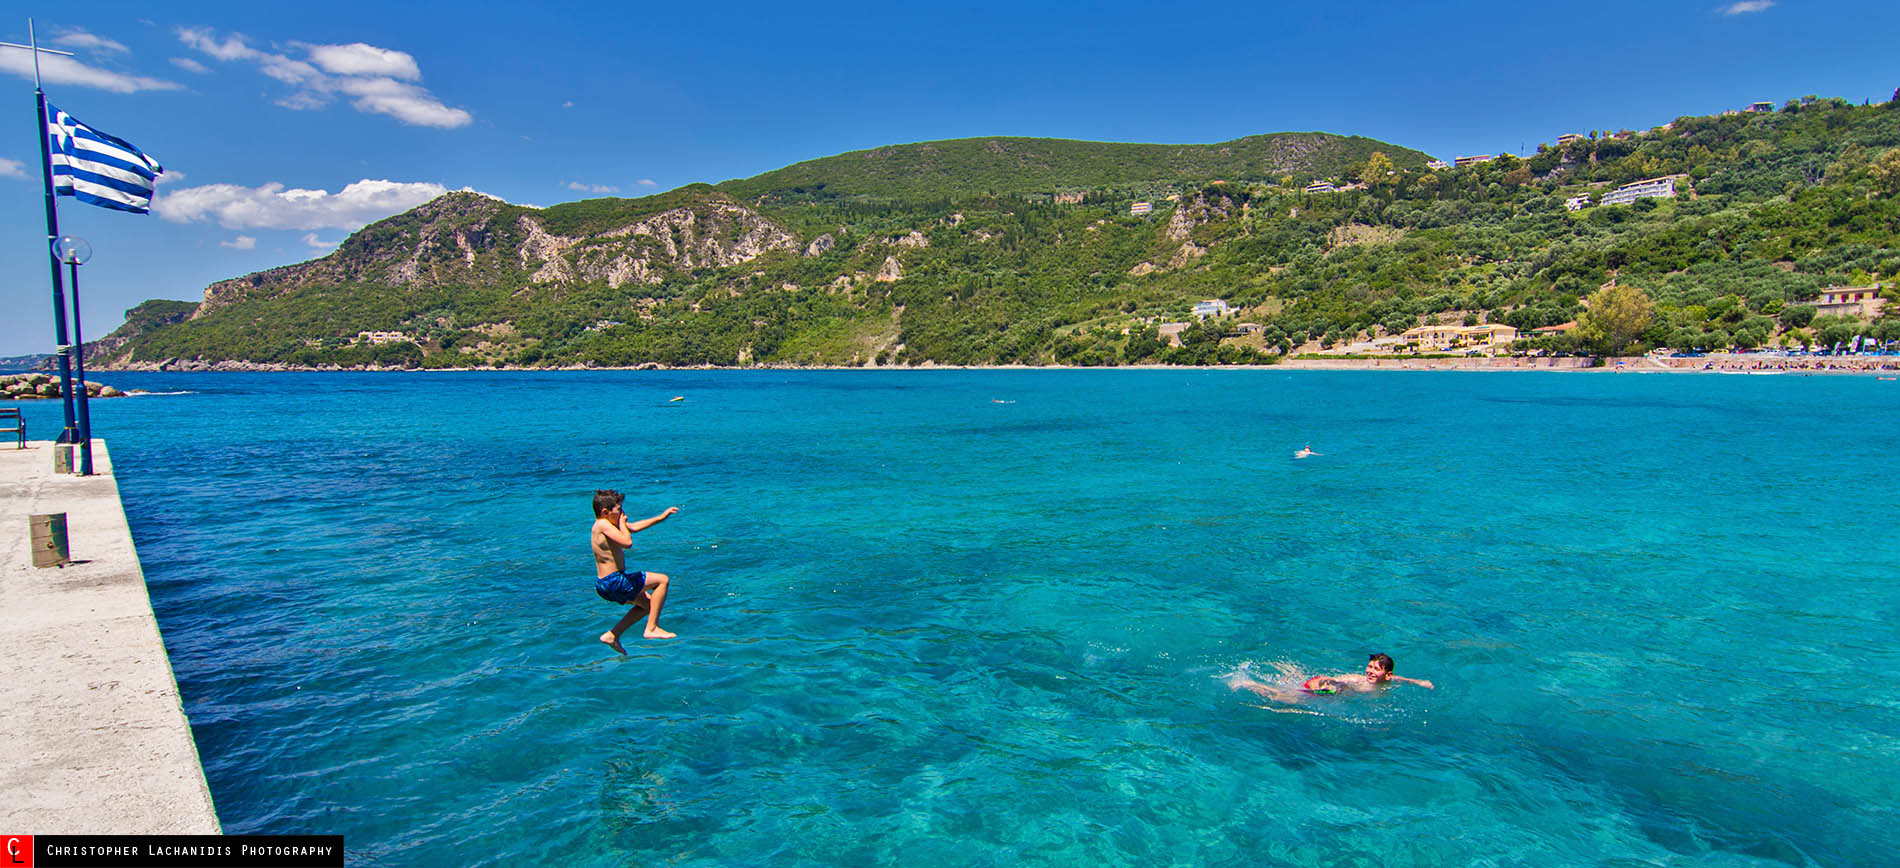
[47,103,163,214]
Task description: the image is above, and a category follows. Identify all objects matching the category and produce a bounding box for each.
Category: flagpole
[67,254,94,475]
[16,21,82,463]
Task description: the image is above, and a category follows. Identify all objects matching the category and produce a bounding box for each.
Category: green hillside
[97,105,1900,369]
[716,133,1432,202]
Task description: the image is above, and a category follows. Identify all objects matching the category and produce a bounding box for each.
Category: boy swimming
[1225,653,1433,705]
[591,489,680,652]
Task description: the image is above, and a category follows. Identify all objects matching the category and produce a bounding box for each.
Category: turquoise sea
[20,370,1900,867]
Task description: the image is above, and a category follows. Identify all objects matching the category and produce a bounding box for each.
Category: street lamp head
[53,235,92,266]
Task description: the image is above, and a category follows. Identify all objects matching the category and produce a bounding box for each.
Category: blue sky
[1,0,1894,354]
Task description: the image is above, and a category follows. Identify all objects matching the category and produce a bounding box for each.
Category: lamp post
[53,235,94,476]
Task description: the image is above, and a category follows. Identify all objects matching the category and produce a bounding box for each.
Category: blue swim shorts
[595,570,647,604]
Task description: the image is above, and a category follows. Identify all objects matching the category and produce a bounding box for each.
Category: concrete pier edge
[0,439,220,833]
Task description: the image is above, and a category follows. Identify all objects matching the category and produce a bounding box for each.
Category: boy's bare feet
[643,627,676,640]
[600,632,626,655]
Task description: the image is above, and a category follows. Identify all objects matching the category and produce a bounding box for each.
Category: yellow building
[1397,323,1519,350]
[1814,286,1885,318]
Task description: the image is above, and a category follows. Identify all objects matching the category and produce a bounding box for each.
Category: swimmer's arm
[626,506,679,534]
[1390,675,1434,689]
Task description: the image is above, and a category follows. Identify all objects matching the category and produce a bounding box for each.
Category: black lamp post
[53,235,94,476]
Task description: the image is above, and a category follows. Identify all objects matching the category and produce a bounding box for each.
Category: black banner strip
[32,836,343,868]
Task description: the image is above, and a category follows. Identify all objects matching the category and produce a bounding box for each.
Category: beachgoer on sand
[591,489,679,652]
[1225,653,1432,707]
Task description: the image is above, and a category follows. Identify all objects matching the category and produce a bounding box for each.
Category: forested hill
[715,133,1431,201]
[96,101,1900,369]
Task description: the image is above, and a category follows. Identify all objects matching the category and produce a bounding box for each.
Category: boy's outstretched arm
[627,506,679,534]
[1392,675,1434,689]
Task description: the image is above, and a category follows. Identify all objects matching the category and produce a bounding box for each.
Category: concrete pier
[0,440,219,833]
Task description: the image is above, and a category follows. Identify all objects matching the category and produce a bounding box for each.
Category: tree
[1575,283,1654,356]
[1361,151,1395,189]
[1867,149,1900,196]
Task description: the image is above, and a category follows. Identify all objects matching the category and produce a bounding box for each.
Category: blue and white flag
[47,103,163,214]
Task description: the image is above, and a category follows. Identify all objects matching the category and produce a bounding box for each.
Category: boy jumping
[591,489,679,652]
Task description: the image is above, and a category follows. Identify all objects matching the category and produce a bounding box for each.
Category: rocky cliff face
[550,202,801,288]
[1165,191,1235,243]
[193,191,802,315]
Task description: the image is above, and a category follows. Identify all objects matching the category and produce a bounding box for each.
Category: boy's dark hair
[593,489,625,517]
[1369,653,1395,673]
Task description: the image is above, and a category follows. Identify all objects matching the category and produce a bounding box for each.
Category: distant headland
[85,98,1900,371]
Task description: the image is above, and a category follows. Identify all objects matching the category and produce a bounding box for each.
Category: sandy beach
[1275,353,1900,374]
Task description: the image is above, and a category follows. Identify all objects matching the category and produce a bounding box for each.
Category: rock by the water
[0,373,131,400]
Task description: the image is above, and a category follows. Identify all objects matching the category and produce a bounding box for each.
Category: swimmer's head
[1367,653,1395,681]
[593,489,625,517]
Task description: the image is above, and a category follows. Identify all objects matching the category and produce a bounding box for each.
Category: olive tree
[1575,283,1655,355]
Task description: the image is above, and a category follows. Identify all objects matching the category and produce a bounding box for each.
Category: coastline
[81,353,1900,374]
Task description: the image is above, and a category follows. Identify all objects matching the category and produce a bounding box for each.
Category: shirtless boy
[591,489,679,652]
[1226,653,1434,705]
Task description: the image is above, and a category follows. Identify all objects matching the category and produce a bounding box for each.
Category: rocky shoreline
[81,353,1900,374]
[1,373,134,399]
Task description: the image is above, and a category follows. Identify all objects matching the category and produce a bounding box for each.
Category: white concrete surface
[0,440,220,833]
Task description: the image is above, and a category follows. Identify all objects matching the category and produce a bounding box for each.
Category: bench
[0,408,21,449]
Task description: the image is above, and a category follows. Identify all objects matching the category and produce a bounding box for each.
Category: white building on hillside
[1564,194,1593,211]
[1304,181,1337,194]
[1192,300,1233,319]
[1600,176,1677,207]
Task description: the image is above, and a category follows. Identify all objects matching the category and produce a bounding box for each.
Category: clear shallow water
[26,370,1900,866]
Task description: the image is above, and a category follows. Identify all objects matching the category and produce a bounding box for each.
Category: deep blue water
[20,370,1899,867]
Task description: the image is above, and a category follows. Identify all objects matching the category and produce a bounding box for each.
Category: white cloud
[54,29,129,55]
[636,178,657,187]
[169,57,211,74]
[176,27,469,128]
[0,158,25,179]
[276,91,330,111]
[566,181,621,194]
[301,42,420,80]
[176,27,258,62]
[0,50,180,93]
[156,178,450,230]
[562,100,575,109]
[1720,0,1773,13]
[220,235,256,250]
[303,233,339,250]
[335,76,472,127]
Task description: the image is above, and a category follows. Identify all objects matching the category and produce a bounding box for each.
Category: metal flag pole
[4,21,81,468]
[66,248,94,475]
